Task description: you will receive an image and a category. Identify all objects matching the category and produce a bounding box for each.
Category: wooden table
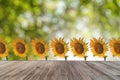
[0,61,120,80]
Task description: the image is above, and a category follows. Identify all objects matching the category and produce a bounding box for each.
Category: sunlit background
[0,0,120,60]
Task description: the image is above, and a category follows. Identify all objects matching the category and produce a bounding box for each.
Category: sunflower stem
[6,56,8,61]
[26,56,28,61]
[65,56,68,61]
[104,56,107,61]
[84,56,88,61]
[45,56,48,61]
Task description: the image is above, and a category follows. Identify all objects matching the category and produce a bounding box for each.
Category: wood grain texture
[0,61,120,80]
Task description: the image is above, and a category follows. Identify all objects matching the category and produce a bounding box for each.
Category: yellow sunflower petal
[70,38,88,58]
[109,38,120,57]
[0,39,8,58]
[12,38,28,58]
[31,38,48,58]
[50,38,68,57]
[90,38,107,58]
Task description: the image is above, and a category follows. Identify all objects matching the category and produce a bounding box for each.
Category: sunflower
[110,38,120,57]
[0,39,8,58]
[70,38,88,57]
[50,38,68,57]
[90,38,107,57]
[31,38,48,58]
[12,39,28,58]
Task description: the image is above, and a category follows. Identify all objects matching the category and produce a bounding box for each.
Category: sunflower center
[74,43,84,54]
[16,42,25,54]
[0,42,6,54]
[36,43,45,54]
[114,43,120,54]
[55,43,64,54]
[94,43,103,54]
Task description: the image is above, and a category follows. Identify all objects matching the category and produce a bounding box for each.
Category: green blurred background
[0,0,120,60]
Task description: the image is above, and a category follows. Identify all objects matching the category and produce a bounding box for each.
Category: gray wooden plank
[78,61,112,80]
[0,61,120,80]
[91,62,120,75]
[87,62,120,80]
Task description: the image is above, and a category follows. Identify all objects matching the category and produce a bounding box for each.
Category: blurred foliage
[0,0,120,60]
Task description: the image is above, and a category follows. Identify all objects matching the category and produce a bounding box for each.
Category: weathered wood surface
[0,61,120,80]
